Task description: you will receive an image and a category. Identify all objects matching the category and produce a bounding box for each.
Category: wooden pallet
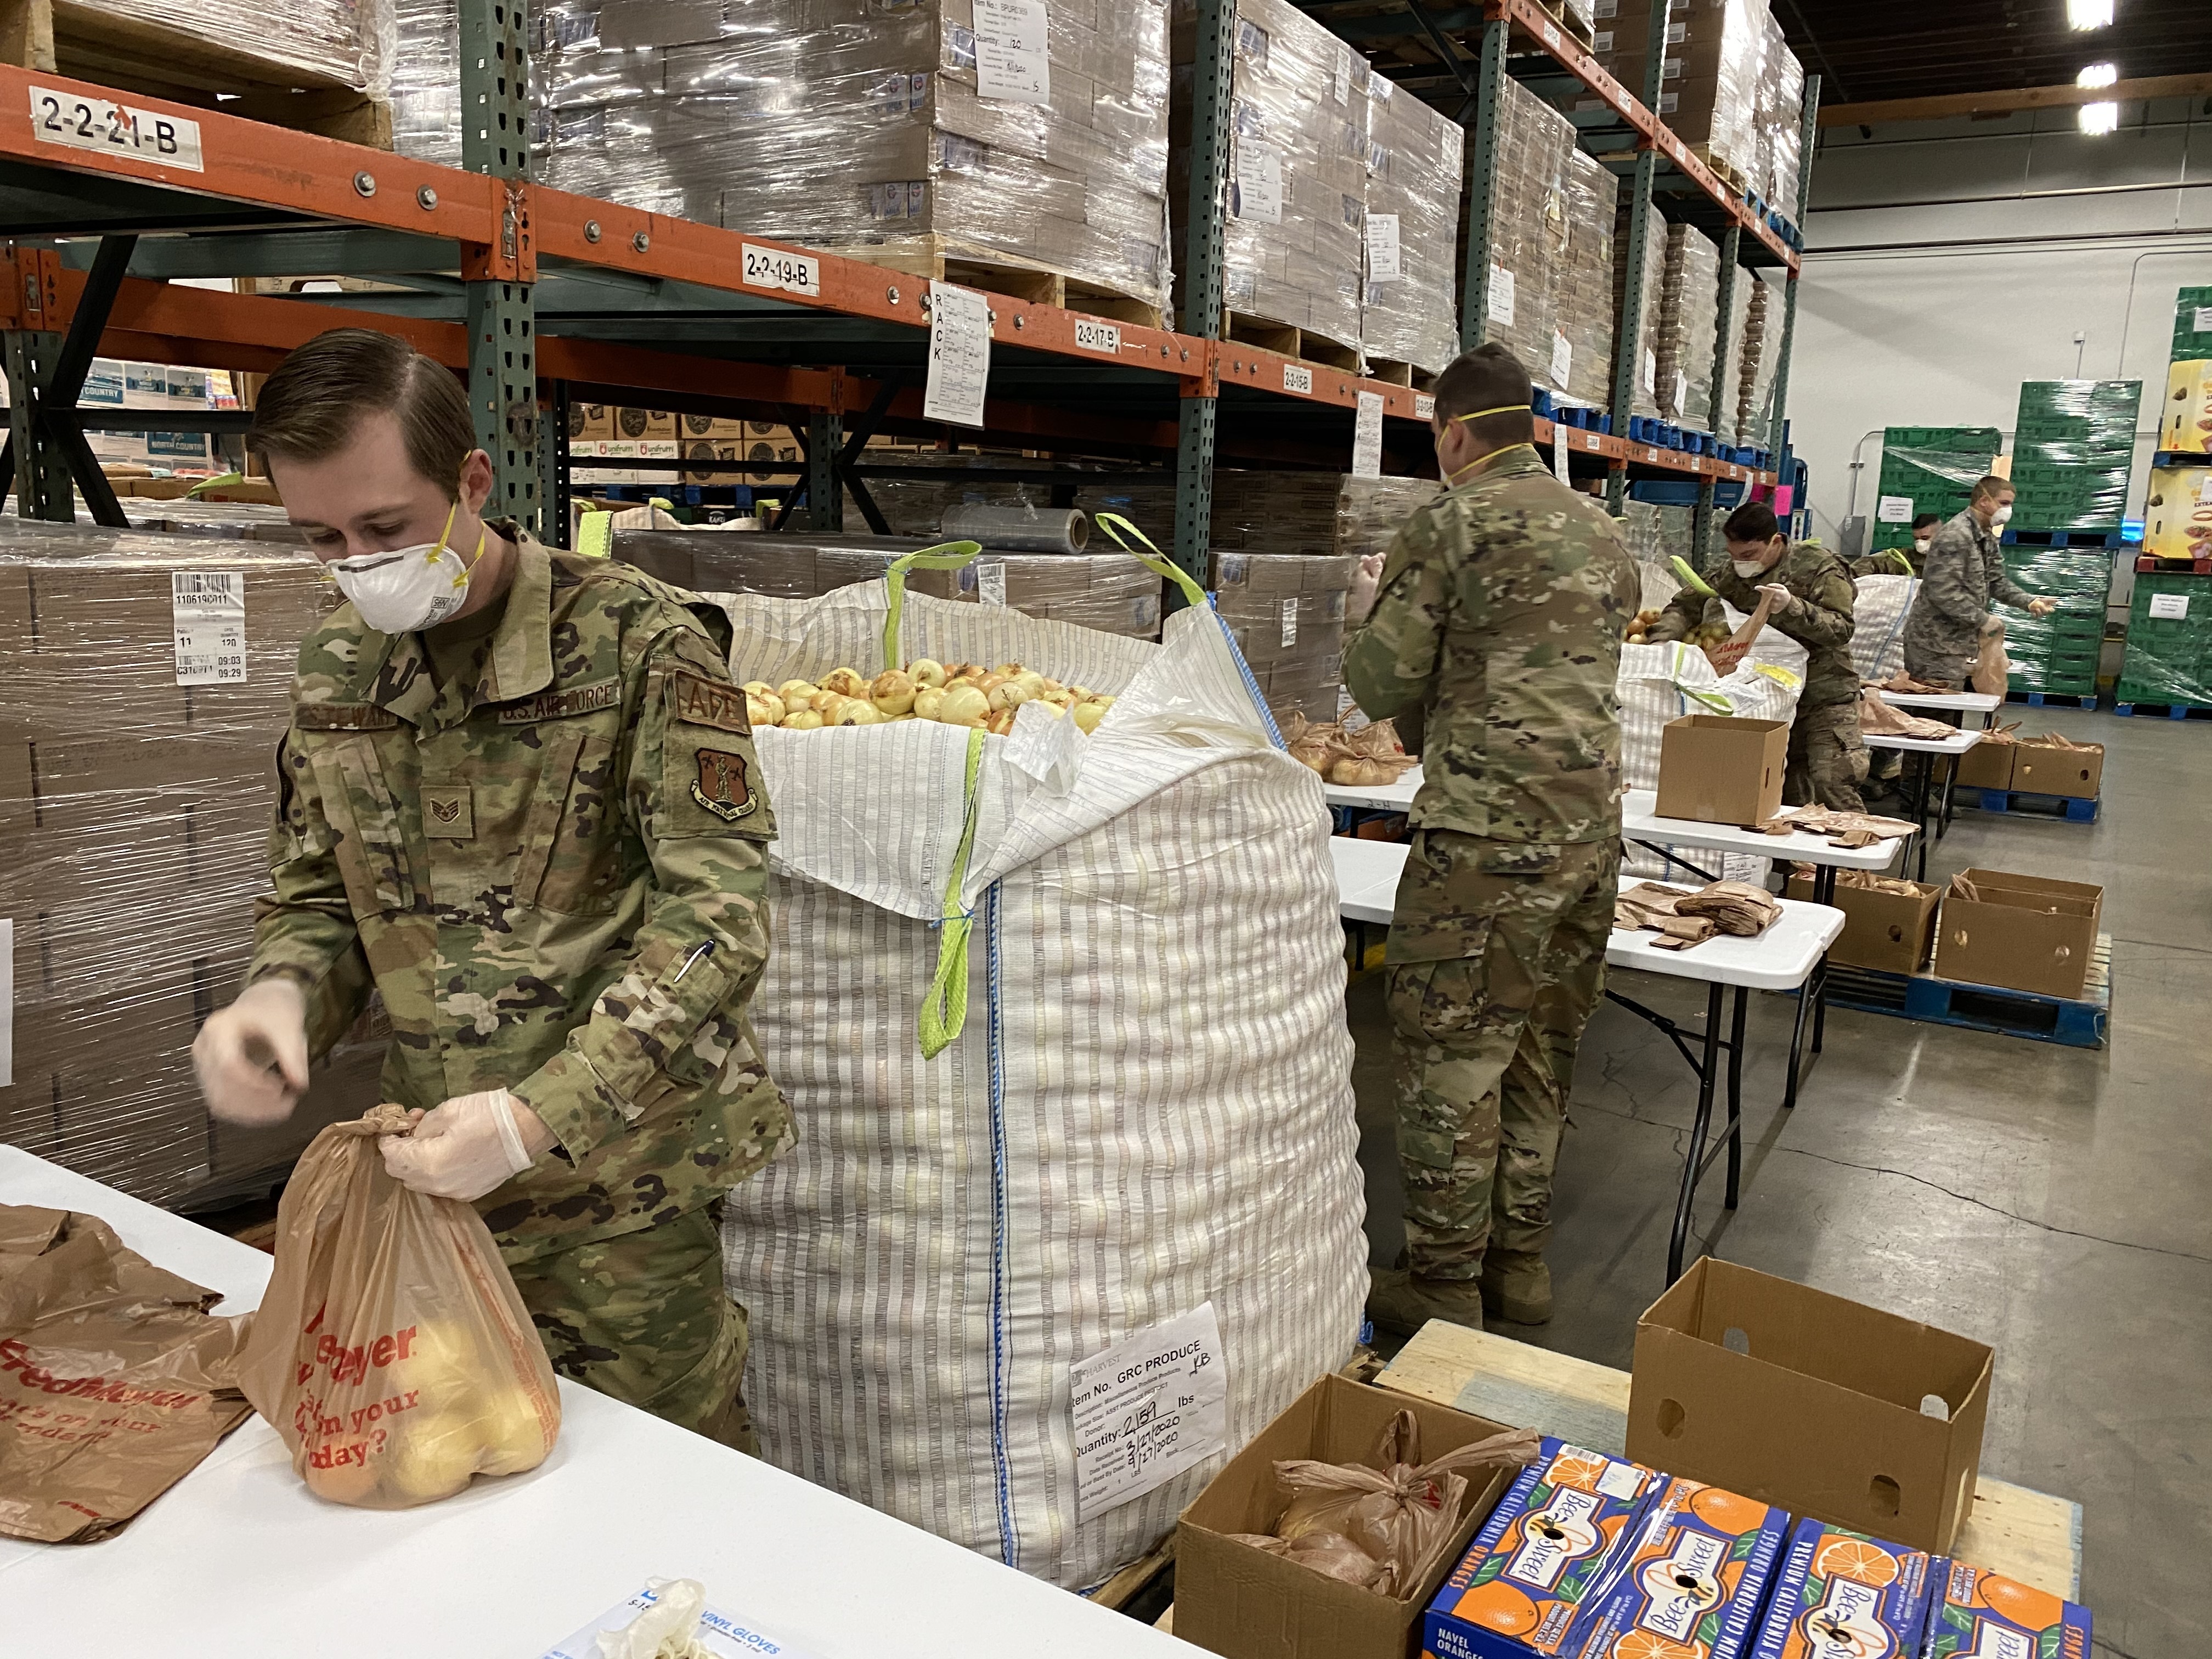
[1364,357,1441,391]
[0,0,393,145]
[823,234,1166,329]
[1221,310,1361,374]
[1689,144,1751,196]
[1542,0,1597,47]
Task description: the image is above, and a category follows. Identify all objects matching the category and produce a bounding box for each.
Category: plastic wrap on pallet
[2118,571,2212,707]
[1760,20,1806,212]
[1472,74,1578,393]
[1869,427,2003,552]
[1360,71,1463,376]
[1621,500,1698,606]
[1588,0,1768,187]
[1555,149,1620,414]
[1713,270,1755,439]
[1613,204,1668,422]
[1741,268,1784,447]
[1210,550,1356,724]
[1655,223,1720,427]
[87,0,392,95]
[2175,286,2212,363]
[1998,545,2111,693]
[0,522,386,1206]
[396,0,1175,318]
[2009,379,2142,532]
[1172,0,1367,349]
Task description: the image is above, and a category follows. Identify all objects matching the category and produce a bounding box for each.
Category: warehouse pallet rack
[1,0,1799,586]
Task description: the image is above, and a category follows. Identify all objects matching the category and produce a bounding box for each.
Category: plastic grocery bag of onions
[1229,1413,1541,1595]
[232,1104,562,1507]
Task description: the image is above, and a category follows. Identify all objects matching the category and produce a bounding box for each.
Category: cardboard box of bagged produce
[1626,1259,1993,1555]
[2009,739,2102,800]
[1653,715,1787,825]
[1784,872,1939,975]
[1175,1373,1519,1659]
[1936,868,2101,999]
[1951,737,2015,792]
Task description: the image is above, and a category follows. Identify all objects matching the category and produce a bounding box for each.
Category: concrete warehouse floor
[1347,702,2206,1659]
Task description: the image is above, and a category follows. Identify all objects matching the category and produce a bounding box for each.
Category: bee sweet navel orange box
[1748,1517,1933,1659]
[1921,1559,2091,1659]
[1561,1477,1793,1659]
[1424,1437,1666,1659]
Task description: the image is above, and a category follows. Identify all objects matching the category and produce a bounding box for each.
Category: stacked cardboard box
[0,524,381,1206]
[1869,427,2003,555]
[2009,379,2142,533]
[1555,149,1622,413]
[1654,223,1721,429]
[1172,0,1369,349]
[1209,551,1356,724]
[397,0,1176,317]
[1612,206,1669,421]
[2117,569,2212,709]
[1359,71,1464,376]
[1756,8,1807,211]
[80,0,388,94]
[2001,546,2110,700]
[1466,75,1577,405]
[2143,465,2212,561]
[79,357,219,472]
[1584,0,1780,190]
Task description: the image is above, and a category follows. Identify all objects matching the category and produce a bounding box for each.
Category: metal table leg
[1937,752,1961,838]
[1912,751,1934,881]
[1667,982,1728,1284]
[1724,985,1746,1208]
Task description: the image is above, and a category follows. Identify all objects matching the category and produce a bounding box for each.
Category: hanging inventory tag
[1550,329,1573,390]
[2149,592,2190,619]
[923,281,990,428]
[1352,390,1385,479]
[171,570,246,685]
[2196,306,2212,333]
[29,87,204,172]
[972,0,1049,105]
[1554,421,1570,482]
[977,561,1007,606]
[1487,264,1516,327]
[1365,212,1401,282]
[1641,348,1657,395]
[1877,494,1914,523]
[1069,1302,1228,1523]
[1233,143,1283,224]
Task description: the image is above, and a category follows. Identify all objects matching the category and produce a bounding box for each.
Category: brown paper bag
[231,1105,561,1509]
[0,1204,254,1543]
[1970,618,2010,696]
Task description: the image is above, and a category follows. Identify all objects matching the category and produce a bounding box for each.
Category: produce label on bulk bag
[1068,1302,1228,1522]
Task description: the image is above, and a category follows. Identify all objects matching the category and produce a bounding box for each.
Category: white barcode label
[1284,363,1313,395]
[30,87,204,172]
[172,570,246,685]
[1414,393,1435,420]
[1541,20,1560,48]
[977,561,1007,606]
[1280,598,1299,647]
[741,244,821,298]
[2195,306,2212,333]
[1073,318,1120,354]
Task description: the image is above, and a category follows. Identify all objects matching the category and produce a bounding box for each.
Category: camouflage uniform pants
[1384,833,1620,1282]
[1784,699,1869,812]
[506,1200,755,1453]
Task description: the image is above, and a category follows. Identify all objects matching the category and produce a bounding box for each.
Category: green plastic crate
[2175,287,2212,363]
[1870,426,2002,551]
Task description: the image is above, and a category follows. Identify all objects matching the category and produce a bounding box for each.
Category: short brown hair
[1433,341,1534,426]
[1723,501,1781,543]
[1972,473,2015,503]
[247,328,476,500]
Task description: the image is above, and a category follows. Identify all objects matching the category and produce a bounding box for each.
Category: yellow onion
[839,701,888,726]
[871,669,917,715]
[993,662,1024,678]
[782,709,826,730]
[1013,671,1048,700]
[742,680,776,699]
[1071,701,1109,734]
[745,691,785,728]
[820,666,868,698]
[777,680,819,710]
[938,683,990,727]
[1030,699,1066,720]
[913,686,947,721]
[908,658,948,690]
[986,679,1030,713]
[986,709,1017,736]
[812,692,851,725]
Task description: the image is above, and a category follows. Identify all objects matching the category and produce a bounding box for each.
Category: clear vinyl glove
[2028,597,2057,616]
[193,979,309,1127]
[380,1088,559,1201]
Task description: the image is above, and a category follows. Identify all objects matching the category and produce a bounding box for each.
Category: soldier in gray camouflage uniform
[1902,475,2056,687]
[192,331,788,1449]
[1342,343,1639,1335]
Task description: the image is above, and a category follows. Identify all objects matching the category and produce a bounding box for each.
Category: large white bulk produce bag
[1849,573,1917,683]
[1618,640,1805,884]
[709,551,1367,1590]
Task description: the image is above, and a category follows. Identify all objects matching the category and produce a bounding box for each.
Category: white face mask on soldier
[328,499,482,634]
[1991,504,2013,526]
[1731,558,1767,578]
[1914,538,1933,554]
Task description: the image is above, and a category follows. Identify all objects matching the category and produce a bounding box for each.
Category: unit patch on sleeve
[668,669,754,735]
[691,748,758,821]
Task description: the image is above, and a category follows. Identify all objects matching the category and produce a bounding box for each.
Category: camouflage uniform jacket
[247,527,793,1265]
[1342,448,1640,842]
[1649,539,1860,707]
[1901,507,2035,685]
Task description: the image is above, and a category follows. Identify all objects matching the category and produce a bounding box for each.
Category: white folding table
[1881,689,2005,727]
[0,1149,1178,1659]
[1621,788,1909,1109]
[1322,764,1424,816]
[1864,726,1983,879]
[1329,851,1844,1284]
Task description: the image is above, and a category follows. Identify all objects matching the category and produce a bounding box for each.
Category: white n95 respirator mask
[329,500,483,634]
[1991,504,2013,526]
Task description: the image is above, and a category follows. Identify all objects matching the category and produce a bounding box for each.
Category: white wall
[1788,97,2212,547]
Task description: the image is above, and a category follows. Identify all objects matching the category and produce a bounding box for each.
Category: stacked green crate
[2175,287,2212,363]
[2117,572,2212,708]
[2010,380,2141,533]
[1869,426,2002,554]
[2004,546,2111,697]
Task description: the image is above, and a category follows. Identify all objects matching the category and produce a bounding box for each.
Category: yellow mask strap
[1448,403,1532,424]
[1446,442,1537,484]
[423,498,461,563]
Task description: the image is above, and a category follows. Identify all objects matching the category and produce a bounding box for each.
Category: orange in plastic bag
[232,1105,561,1508]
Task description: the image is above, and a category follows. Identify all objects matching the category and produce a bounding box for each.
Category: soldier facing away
[1341,342,1639,1336]
[192,329,790,1448]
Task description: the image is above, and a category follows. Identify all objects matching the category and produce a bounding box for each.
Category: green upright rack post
[1457,16,1510,352]
[1608,1,1673,514]
[1171,0,1235,595]
[808,410,844,532]
[461,0,539,537]
[5,329,69,521]
[1765,73,1820,478]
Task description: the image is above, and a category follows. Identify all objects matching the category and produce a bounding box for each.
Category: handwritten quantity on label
[1352,391,1385,479]
[973,0,1049,104]
[1365,212,1401,283]
[1487,264,1516,327]
[1069,1302,1228,1522]
[172,570,246,686]
[923,281,991,429]
[30,87,203,172]
[1235,143,1283,224]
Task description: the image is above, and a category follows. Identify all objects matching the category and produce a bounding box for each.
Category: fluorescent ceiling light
[2079,100,2120,134]
[2068,0,2114,27]
[2076,61,2118,87]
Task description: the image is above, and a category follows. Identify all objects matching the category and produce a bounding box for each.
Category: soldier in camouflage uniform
[1342,343,1639,1335]
[1901,476,2056,687]
[1647,502,1867,811]
[192,331,788,1449]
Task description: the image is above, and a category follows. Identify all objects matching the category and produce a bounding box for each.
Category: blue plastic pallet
[1959,787,2099,823]
[1813,938,2111,1049]
[2001,528,2130,549]
[2005,690,2098,710]
[2113,701,2212,719]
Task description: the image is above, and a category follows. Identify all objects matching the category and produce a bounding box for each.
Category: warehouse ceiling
[1775,0,2212,109]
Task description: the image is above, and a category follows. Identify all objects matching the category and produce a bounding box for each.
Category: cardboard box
[1951,738,2014,793]
[1784,874,1939,975]
[1174,1373,1519,1659]
[1746,1517,1935,1659]
[1653,715,1788,826]
[614,407,678,441]
[2142,465,2212,560]
[1561,1476,1793,1659]
[2160,359,2212,454]
[1920,1558,2092,1659]
[1935,868,2102,999]
[1626,1259,1993,1555]
[1423,1437,1667,1659]
[2008,740,2102,800]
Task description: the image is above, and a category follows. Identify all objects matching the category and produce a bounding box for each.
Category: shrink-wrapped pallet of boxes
[2010,379,2142,535]
[1612,207,1669,422]
[1467,75,1577,397]
[1655,223,1722,430]
[396,0,1176,319]
[1210,552,1357,725]
[54,0,389,100]
[1172,0,1370,355]
[1554,149,1622,415]
[0,523,385,1206]
[1584,0,1772,189]
[1359,71,1464,379]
